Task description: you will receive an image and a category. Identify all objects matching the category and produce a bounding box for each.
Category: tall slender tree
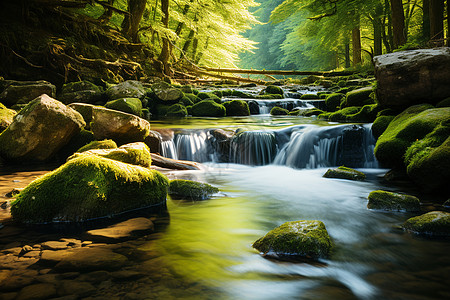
[429,0,445,45]
[390,0,406,48]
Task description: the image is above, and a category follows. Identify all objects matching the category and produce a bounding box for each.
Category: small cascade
[174,131,213,163]
[255,99,316,115]
[161,140,177,159]
[229,130,277,165]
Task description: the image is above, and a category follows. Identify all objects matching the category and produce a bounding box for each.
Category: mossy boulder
[371,115,395,139]
[290,108,324,117]
[328,105,379,123]
[91,106,150,145]
[106,80,146,100]
[374,105,449,167]
[300,94,320,100]
[59,81,103,105]
[77,139,118,153]
[270,107,289,116]
[169,179,219,200]
[262,85,284,96]
[0,102,16,132]
[179,96,194,107]
[191,100,226,117]
[105,98,142,117]
[231,90,252,98]
[436,97,450,108]
[403,211,450,237]
[0,80,56,106]
[325,93,344,112]
[252,220,332,260]
[197,92,221,103]
[255,94,284,99]
[323,166,366,181]
[166,104,188,118]
[184,93,201,104]
[10,155,168,223]
[71,142,152,167]
[0,95,85,162]
[367,190,421,212]
[223,100,250,116]
[343,86,374,107]
[151,81,183,102]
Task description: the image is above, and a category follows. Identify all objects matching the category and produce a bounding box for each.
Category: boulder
[342,86,374,107]
[0,95,85,162]
[10,154,168,223]
[367,190,420,212]
[371,115,395,139]
[327,105,379,123]
[184,93,201,104]
[166,103,188,118]
[231,90,252,98]
[325,93,344,112]
[252,220,332,260]
[70,142,152,167]
[248,100,260,115]
[0,80,56,106]
[76,139,118,153]
[68,103,94,128]
[16,283,57,300]
[262,85,284,96]
[255,94,284,99]
[270,106,289,115]
[106,80,147,100]
[197,92,221,103]
[300,94,319,100]
[144,130,162,153]
[151,81,183,102]
[169,179,219,200]
[0,102,16,132]
[105,97,143,117]
[91,106,150,144]
[323,166,366,181]
[403,211,450,237]
[223,100,250,116]
[86,217,154,242]
[191,100,226,117]
[59,81,103,104]
[374,48,450,109]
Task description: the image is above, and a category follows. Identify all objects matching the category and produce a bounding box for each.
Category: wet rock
[0,274,36,292]
[270,106,289,115]
[403,211,450,237]
[190,100,226,117]
[0,95,85,162]
[4,188,23,198]
[261,85,284,96]
[86,217,154,242]
[323,166,366,181]
[110,270,145,281]
[76,139,118,153]
[0,80,56,106]
[78,270,111,283]
[105,98,143,117]
[41,241,69,251]
[169,179,219,201]
[325,93,344,112]
[91,106,151,145]
[367,190,421,212]
[252,220,332,260]
[106,80,147,100]
[58,280,96,298]
[248,100,260,115]
[68,103,94,128]
[144,130,162,153]
[0,102,16,132]
[223,100,250,116]
[151,81,183,102]
[342,86,374,107]
[166,103,188,118]
[16,283,57,300]
[59,81,103,105]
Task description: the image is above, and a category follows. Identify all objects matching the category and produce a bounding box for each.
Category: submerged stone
[11,155,168,223]
[253,220,332,260]
[323,166,366,181]
[169,179,219,200]
[403,211,450,237]
[367,190,421,212]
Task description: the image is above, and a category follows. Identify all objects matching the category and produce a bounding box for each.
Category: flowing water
[1,102,449,299]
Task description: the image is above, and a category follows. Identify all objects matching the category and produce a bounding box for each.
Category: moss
[328,106,360,122]
[155,104,171,117]
[231,90,252,98]
[403,211,450,237]
[61,81,102,94]
[264,85,284,96]
[169,179,219,200]
[300,94,320,100]
[192,89,199,95]
[184,93,201,104]
[318,112,332,120]
[436,97,450,108]
[325,93,344,112]
[221,89,233,96]
[211,90,223,98]
[372,115,395,139]
[180,85,193,94]
[374,105,448,167]
[105,98,142,117]
[270,107,289,116]
[223,100,250,116]
[191,100,226,117]
[290,108,324,117]
[166,103,188,118]
[11,155,168,223]
[252,220,332,260]
[323,166,366,181]
[367,190,421,212]
[0,102,16,132]
[197,92,221,102]
[179,96,194,107]
[343,87,374,107]
[255,94,284,99]
[77,139,118,153]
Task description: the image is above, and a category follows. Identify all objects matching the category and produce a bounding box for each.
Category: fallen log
[150,153,202,170]
[188,68,265,85]
[202,67,372,77]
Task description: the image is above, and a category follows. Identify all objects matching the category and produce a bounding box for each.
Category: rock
[371,115,395,139]
[70,142,152,167]
[0,103,16,132]
[16,283,57,300]
[190,100,226,117]
[91,106,151,145]
[436,97,450,108]
[325,93,344,112]
[248,100,260,115]
[327,105,379,123]
[197,92,221,102]
[151,81,183,102]
[252,220,332,260]
[300,94,319,100]
[58,280,96,297]
[0,94,85,162]
[184,93,201,104]
[223,100,250,116]
[143,130,162,153]
[342,86,374,107]
[105,98,142,117]
[165,103,187,118]
[323,166,366,181]
[255,94,284,99]
[374,48,450,109]
[374,105,449,167]
[68,103,94,129]
[106,80,147,100]
[0,80,56,106]
[10,154,168,223]
[5,188,23,198]
[403,211,450,237]
[86,217,154,241]
[367,190,421,212]
[41,241,69,251]
[169,179,219,200]
[0,274,36,292]
[262,85,284,96]
[59,81,103,105]
[76,139,118,153]
[56,129,95,159]
[270,106,289,115]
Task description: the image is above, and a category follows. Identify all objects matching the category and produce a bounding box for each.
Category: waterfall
[174,131,213,163]
[161,140,177,159]
[229,130,277,165]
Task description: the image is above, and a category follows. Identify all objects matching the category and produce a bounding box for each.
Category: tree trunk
[99,0,115,23]
[447,0,450,47]
[422,0,430,42]
[158,0,171,75]
[174,0,193,37]
[128,0,147,43]
[390,0,406,48]
[430,0,445,46]
[344,42,350,68]
[180,29,195,60]
[352,27,361,66]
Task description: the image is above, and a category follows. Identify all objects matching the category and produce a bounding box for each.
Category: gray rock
[106,80,146,100]
[59,81,103,105]
[374,48,450,109]
[151,81,183,101]
[0,80,56,106]
[86,217,154,242]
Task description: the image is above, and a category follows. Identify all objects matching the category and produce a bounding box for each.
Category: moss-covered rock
[323,166,366,181]
[0,80,56,106]
[252,220,332,260]
[270,106,289,116]
[212,90,223,98]
[197,92,221,103]
[262,85,284,96]
[169,179,219,200]
[105,80,146,100]
[77,139,118,153]
[371,115,395,139]
[231,90,252,98]
[0,95,85,162]
[0,102,16,132]
[184,93,201,104]
[166,103,188,118]
[300,94,320,100]
[223,100,250,116]
[291,108,324,117]
[436,97,450,108]
[105,98,142,117]
[255,94,284,99]
[343,86,374,107]
[374,105,449,167]
[191,100,226,117]
[179,96,194,107]
[403,211,450,237]
[325,93,344,112]
[367,190,421,212]
[10,155,168,223]
[68,103,94,129]
[59,81,103,105]
[151,81,183,102]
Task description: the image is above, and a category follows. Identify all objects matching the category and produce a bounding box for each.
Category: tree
[429,0,444,46]
[157,0,171,75]
[390,0,406,48]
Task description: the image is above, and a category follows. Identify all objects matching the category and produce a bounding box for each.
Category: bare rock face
[0,94,85,162]
[374,48,450,109]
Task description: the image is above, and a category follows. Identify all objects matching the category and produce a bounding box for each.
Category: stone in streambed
[105,97,143,117]
[151,81,183,102]
[76,139,118,153]
[59,81,103,105]
[323,166,366,181]
[0,80,56,106]
[16,283,57,300]
[367,190,420,212]
[86,217,154,242]
[403,211,450,237]
[169,179,219,201]
[223,100,250,116]
[190,100,226,117]
[106,80,147,100]
[253,220,332,260]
